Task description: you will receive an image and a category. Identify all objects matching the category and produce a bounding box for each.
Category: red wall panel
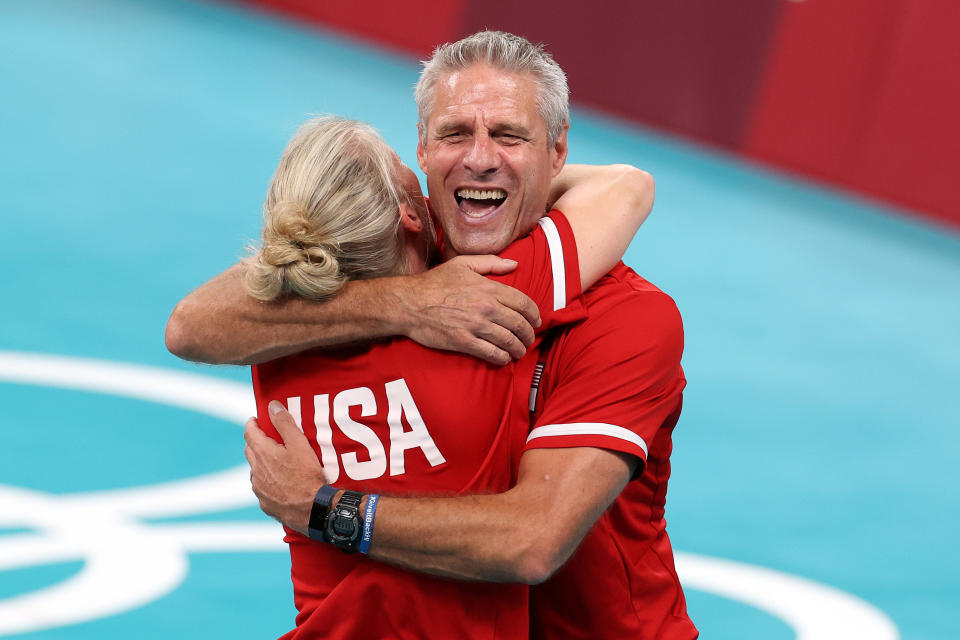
[231,0,960,228]
[745,0,960,226]
[233,0,463,57]
[854,0,960,226]
[456,0,783,149]
[744,0,904,179]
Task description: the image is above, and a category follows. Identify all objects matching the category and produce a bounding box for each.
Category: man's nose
[463,133,501,175]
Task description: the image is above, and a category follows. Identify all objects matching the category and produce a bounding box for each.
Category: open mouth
[455,187,507,218]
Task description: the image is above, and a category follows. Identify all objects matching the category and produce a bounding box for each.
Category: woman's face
[393,154,430,228]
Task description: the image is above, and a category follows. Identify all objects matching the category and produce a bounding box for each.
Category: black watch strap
[308,485,339,541]
[326,490,364,553]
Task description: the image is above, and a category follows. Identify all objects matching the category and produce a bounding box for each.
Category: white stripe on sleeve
[526,422,649,457]
[537,216,566,311]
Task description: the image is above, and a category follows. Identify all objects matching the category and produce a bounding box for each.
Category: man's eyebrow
[495,123,532,137]
[433,121,465,136]
[432,120,533,138]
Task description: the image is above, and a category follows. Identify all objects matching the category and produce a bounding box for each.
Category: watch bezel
[326,491,363,553]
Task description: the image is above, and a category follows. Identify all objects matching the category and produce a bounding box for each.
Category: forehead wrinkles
[432,69,538,133]
[436,99,526,129]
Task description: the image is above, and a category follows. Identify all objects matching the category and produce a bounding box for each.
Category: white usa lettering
[284,378,446,481]
[384,378,446,475]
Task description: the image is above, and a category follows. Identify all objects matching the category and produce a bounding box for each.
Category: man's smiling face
[417,63,568,258]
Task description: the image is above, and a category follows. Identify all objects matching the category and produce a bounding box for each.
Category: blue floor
[2,1,958,638]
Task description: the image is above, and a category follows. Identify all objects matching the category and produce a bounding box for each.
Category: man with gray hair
[168,30,697,639]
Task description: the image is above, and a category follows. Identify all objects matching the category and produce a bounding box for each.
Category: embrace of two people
[166,30,697,640]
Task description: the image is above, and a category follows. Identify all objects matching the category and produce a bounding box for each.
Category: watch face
[332,512,356,537]
[326,492,363,551]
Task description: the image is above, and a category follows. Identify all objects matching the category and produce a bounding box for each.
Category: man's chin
[445,232,510,258]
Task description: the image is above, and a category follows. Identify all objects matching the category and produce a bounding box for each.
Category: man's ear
[551,124,570,177]
[416,124,428,174]
[399,203,423,233]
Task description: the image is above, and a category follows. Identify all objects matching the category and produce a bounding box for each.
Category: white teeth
[456,188,507,200]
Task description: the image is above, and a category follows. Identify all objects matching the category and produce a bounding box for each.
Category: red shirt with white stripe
[526,262,699,640]
[251,211,583,640]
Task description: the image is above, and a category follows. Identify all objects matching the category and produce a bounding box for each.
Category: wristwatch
[326,490,364,553]
[308,485,339,542]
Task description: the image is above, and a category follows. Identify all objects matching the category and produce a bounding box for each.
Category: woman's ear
[398,203,423,233]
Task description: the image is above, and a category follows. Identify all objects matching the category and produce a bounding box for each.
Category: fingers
[405,259,542,363]
[494,285,541,331]
[244,416,258,440]
[462,262,541,331]
[450,255,518,275]
[469,279,540,349]
[243,420,261,492]
[244,444,260,492]
[244,417,265,450]
[474,318,528,361]
[244,417,271,473]
[267,401,311,452]
[245,415,281,454]
[462,337,512,366]
[487,302,537,350]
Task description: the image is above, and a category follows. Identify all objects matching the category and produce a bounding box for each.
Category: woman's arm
[548,164,655,289]
[165,257,540,366]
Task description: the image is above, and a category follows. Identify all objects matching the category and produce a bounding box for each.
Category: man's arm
[244,403,635,584]
[244,288,683,585]
[367,446,635,584]
[165,256,541,366]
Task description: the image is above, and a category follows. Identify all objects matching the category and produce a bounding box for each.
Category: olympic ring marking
[0,351,263,635]
[674,553,899,640]
[0,351,900,638]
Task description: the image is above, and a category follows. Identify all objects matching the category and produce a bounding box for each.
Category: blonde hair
[245,116,411,302]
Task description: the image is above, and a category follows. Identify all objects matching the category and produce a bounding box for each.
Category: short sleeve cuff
[524,422,648,461]
[540,210,582,307]
[536,210,586,329]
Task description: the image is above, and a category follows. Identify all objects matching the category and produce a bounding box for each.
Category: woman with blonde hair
[245,116,435,303]
[247,115,654,639]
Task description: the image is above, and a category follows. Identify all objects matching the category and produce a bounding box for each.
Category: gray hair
[244,116,410,302]
[414,30,569,146]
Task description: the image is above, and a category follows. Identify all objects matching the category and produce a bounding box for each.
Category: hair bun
[245,201,345,301]
[244,116,409,303]
[261,201,331,265]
